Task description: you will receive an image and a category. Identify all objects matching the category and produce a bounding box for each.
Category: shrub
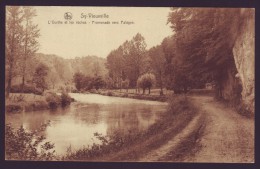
[24,101,49,112]
[122,93,128,97]
[61,92,72,107]
[72,89,78,93]
[45,92,61,109]
[137,73,156,94]
[6,104,23,113]
[167,95,194,115]
[5,123,55,160]
[107,91,114,96]
[10,84,43,95]
[89,89,98,94]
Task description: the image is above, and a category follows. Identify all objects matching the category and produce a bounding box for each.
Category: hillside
[12,53,108,90]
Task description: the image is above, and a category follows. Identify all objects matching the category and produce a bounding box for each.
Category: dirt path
[188,96,254,163]
[139,96,254,162]
[139,112,203,161]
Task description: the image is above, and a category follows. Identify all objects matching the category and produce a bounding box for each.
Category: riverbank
[5,92,73,113]
[74,88,171,102]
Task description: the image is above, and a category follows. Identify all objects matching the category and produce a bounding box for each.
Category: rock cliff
[232,9,255,114]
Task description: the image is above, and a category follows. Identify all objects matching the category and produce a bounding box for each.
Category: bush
[89,89,98,94]
[5,123,55,160]
[122,93,128,97]
[45,92,61,109]
[167,95,194,115]
[10,84,43,95]
[6,104,23,113]
[71,89,78,93]
[61,92,72,107]
[24,101,49,112]
[107,91,114,96]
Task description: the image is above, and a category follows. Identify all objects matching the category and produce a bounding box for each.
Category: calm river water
[6,93,167,155]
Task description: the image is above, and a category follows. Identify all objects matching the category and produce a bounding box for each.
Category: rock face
[220,59,242,107]
[232,9,255,114]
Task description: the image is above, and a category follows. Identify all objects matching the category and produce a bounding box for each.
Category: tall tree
[73,72,85,91]
[32,63,49,93]
[21,7,40,91]
[92,61,101,77]
[106,46,124,89]
[148,45,166,95]
[5,6,24,97]
[106,33,148,90]
[166,8,242,94]
[124,33,147,89]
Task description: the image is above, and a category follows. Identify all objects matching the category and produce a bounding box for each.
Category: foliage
[137,73,156,94]
[5,6,24,97]
[5,122,55,160]
[121,79,130,91]
[166,8,249,96]
[32,63,49,92]
[5,7,40,97]
[5,104,23,113]
[107,91,114,96]
[148,45,166,94]
[106,33,148,89]
[167,95,193,114]
[73,72,85,91]
[73,72,105,92]
[45,92,61,109]
[60,92,72,107]
[92,76,105,90]
[10,84,43,95]
[20,7,40,90]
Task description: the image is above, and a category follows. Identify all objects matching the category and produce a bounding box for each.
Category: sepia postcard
[4,6,255,164]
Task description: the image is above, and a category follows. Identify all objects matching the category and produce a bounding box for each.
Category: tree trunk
[6,72,12,98]
[149,88,151,94]
[143,88,145,94]
[22,76,25,93]
[160,86,163,95]
[6,56,14,98]
[159,72,163,95]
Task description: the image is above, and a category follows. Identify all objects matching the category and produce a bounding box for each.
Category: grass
[187,89,215,96]
[159,114,206,161]
[5,92,73,113]
[95,88,171,102]
[6,93,49,113]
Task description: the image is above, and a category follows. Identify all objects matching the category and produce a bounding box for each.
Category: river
[5,93,168,155]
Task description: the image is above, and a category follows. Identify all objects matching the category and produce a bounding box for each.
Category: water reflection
[6,94,167,155]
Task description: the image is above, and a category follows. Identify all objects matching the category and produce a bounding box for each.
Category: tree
[148,45,166,95]
[53,58,65,81]
[137,73,156,94]
[106,46,124,89]
[48,73,59,89]
[165,8,241,94]
[92,76,105,90]
[92,61,101,76]
[124,33,147,90]
[32,63,49,93]
[5,6,24,97]
[20,7,40,92]
[122,79,130,92]
[73,72,85,91]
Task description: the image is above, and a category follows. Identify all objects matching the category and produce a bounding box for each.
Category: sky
[33,6,173,59]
